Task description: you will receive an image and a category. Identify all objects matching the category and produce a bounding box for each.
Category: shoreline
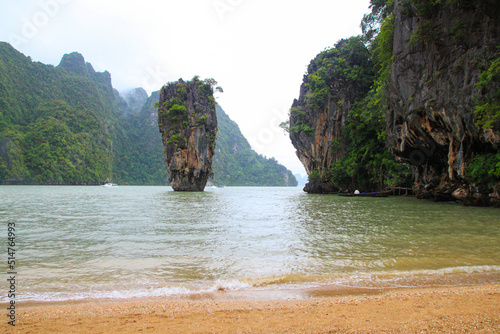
[7,268,499,304]
[6,284,500,333]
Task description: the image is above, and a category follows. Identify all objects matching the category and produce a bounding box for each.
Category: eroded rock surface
[289,83,352,193]
[289,39,373,193]
[158,78,217,191]
[386,0,500,205]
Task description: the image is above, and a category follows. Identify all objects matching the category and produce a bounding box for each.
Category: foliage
[212,105,297,186]
[119,91,168,185]
[474,55,500,129]
[196,114,208,125]
[330,91,406,191]
[292,0,408,191]
[203,77,224,93]
[24,101,112,184]
[336,0,405,190]
[168,104,187,114]
[371,12,394,100]
[288,106,311,134]
[308,169,320,182]
[0,43,121,184]
[0,128,29,183]
[290,124,313,135]
[278,120,290,133]
[304,36,375,110]
[361,0,394,44]
[0,43,296,186]
[466,152,500,184]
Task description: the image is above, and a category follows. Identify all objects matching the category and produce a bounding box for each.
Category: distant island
[0,43,297,187]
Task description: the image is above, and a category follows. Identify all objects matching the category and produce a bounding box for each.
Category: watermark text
[8,0,71,49]
[6,222,16,326]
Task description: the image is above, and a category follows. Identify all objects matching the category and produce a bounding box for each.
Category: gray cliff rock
[289,38,373,193]
[290,83,353,193]
[158,78,218,191]
[387,0,500,205]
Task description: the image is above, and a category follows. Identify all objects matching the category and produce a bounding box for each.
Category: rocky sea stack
[158,77,219,191]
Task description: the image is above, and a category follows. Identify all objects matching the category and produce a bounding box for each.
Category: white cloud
[0,0,372,175]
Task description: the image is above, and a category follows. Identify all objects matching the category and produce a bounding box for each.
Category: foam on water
[1,186,499,303]
[6,265,499,302]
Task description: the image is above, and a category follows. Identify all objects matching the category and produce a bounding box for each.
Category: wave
[6,265,500,303]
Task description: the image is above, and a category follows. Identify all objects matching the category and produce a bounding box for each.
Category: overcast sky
[0,0,371,176]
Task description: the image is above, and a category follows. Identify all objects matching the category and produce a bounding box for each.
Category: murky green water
[1,186,498,301]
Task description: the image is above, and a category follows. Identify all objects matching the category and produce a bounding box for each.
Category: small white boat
[101,183,118,187]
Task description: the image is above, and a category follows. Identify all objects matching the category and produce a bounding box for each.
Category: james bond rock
[158,77,218,191]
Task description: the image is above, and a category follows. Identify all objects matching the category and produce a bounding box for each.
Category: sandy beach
[4,284,499,333]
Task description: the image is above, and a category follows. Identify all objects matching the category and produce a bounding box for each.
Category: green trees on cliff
[327,31,407,191]
[213,105,297,187]
[471,55,500,184]
[291,2,407,191]
[305,37,375,111]
[24,100,112,184]
[332,0,406,191]
[474,57,500,130]
[0,44,117,184]
[300,0,499,192]
[0,43,297,186]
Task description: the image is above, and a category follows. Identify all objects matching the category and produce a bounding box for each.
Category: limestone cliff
[290,83,351,193]
[158,78,218,191]
[289,38,374,193]
[387,0,500,205]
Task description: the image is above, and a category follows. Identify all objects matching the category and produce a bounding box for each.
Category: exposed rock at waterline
[289,80,348,194]
[158,78,218,191]
[386,0,500,206]
[289,38,374,193]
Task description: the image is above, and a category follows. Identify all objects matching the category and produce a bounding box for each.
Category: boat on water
[101,182,118,187]
[338,188,393,197]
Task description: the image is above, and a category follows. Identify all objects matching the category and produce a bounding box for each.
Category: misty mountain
[0,42,297,186]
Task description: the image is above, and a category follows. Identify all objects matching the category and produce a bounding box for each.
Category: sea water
[0,186,499,301]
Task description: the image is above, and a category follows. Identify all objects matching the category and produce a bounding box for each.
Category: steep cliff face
[0,45,124,184]
[289,38,374,193]
[290,83,353,193]
[387,0,500,205]
[158,78,218,191]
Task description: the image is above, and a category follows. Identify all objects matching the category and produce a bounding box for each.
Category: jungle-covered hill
[0,42,297,186]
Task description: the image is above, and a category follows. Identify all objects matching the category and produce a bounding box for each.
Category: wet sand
[5,284,500,333]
